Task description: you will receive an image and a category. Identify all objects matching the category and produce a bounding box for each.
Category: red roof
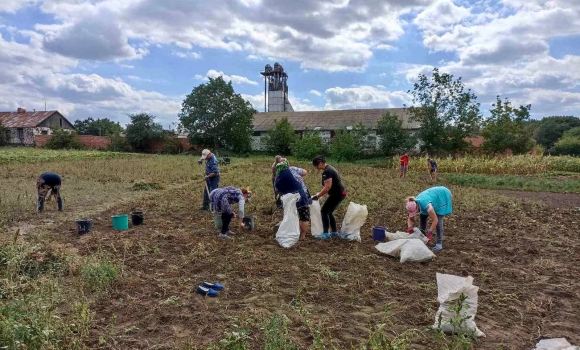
[0,110,60,128]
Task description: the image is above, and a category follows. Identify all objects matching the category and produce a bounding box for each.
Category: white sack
[310,200,324,237]
[375,240,435,263]
[340,202,368,242]
[535,338,576,350]
[434,273,485,338]
[386,227,428,244]
[276,193,300,248]
[375,240,408,257]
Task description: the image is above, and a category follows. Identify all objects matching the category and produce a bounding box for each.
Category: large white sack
[375,240,408,257]
[434,273,486,338]
[310,200,324,237]
[400,240,435,263]
[535,338,576,350]
[276,193,300,248]
[386,228,428,243]
[340,202,368,242]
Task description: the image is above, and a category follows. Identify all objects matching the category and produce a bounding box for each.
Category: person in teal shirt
[406,186,452,251]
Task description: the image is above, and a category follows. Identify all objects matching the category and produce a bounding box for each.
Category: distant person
[406,186,452,251]
[275,161,311,240]
[400,153,409,180]
[37,172,63,213]
[199,149,220,211]
[428,158,438,182]
[311,155,347,240]
[209,186,252,240]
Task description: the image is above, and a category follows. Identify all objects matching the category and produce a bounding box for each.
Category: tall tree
[125,113,165,152]
[264,118,297,155]
[179,77,256,152]
[407,68,482,155]
[376,112,415,156]
[481,96,535,155]
[74,117,123,136]
[535,116,580,149]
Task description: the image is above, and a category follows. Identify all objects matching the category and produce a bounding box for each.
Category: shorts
[297,206,310,222]
[400,165,408,172]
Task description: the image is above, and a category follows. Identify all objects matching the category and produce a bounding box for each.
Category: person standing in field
[209,186,252,240]
[428,158,438,182]
[399,153,410,180]
[37,172,63,213]
[199,149,220,211]
[274,161,311,239]
[272,155,285,207]
[311,155,347,240]
[406,186,452,251]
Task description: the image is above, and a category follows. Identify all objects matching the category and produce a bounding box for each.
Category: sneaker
[202,282,224,291]
[218,233,232,240]
[315,232,331,240]
[432,244,443,251]
[226,231,237,236]
[196,285,219,297]
[330,232,340,238]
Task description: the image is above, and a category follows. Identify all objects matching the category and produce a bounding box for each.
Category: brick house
[0,108,75,146]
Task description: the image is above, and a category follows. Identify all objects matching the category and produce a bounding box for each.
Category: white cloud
[196,70,258,85]
[324,86,412,110]
[172,50,202,59]
[247,54,263,61]
[375,44,394,50]
[414,0,470,33]
[309,90,322,97]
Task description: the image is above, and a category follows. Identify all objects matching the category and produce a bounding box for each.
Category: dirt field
[25,159,579,349]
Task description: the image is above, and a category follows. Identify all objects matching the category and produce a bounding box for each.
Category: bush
[107,133,133,152]
[331,130,357,162]
[44,128,85,150]
[0,121,6,146]
[550,129,580,156]
[264,118,297,155]
[160,137,185,154]
[293,131,326,160]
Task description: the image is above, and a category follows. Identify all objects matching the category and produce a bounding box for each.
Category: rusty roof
[252,108,420,132]
[0,110,61,128]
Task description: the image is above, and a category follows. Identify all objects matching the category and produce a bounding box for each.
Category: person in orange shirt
[399,153,409,180]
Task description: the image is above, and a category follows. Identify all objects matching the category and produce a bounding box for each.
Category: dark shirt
[429,159,438,169]
[205,155,220,176]
[275,169,309,208]
[322,165,345,196]
[40,173,61,187]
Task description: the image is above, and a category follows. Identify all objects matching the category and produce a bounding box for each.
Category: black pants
[38,186,62,212]
[321,193,346,233]
[221,212,233,234]
[419,214,445,244]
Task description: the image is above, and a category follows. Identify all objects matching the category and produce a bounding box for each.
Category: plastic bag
[375,240,435,263]
[340,202,368,242]
[310,200,323,237]
[386,227,428,243]
[535,338,576,350]
[276,193,300,248]
[434,273,485,338]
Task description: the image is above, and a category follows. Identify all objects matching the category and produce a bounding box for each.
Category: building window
[253,131,261,136]
[17,128,24,141]
[41,130,48,135]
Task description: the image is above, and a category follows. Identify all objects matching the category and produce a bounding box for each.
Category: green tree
[293,130,326,160]
[125,113,165,152]
[107,133,132,152]
[376,112,415,156]
[331,130,357,162]
[0,121,6,146]
[535,116,580,149]
[481,96,535,155]
[550,127,580,156]
[407,68,482,155]
[44,128,85,150]
[74,117,123,136]
[264,118,297,155]
[179,76,256,152]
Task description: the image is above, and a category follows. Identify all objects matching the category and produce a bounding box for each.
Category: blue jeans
[420,214,445,244]
[203,176,220,210]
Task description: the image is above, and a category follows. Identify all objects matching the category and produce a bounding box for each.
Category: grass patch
[0,147,137,164]
[442,173,580,193]
[131,181,165,191]
[263,313,298,350]
[79,254,119,292]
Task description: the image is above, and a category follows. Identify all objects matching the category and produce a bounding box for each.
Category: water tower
[260,62,294,112]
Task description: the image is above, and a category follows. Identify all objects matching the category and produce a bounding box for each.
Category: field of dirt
[42,161,580,349]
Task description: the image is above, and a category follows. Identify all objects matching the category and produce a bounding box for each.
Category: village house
[0,108,75,146]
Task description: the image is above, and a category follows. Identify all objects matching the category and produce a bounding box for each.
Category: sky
[0,0,579,128]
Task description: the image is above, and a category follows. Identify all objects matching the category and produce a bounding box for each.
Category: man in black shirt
[311,155,346,239]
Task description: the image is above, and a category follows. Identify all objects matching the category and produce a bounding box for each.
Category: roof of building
[0,110,64,128]
[252,108,420,132]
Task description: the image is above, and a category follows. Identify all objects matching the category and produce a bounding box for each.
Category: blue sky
[0,0,579,127]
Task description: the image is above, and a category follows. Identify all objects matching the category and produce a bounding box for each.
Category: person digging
[209,186,252,240]
[274,161,311,240]
[199,149,220,211]
[406,186,452,251]
[37,172,63,213]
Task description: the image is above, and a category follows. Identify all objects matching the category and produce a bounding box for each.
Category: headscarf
[275,161,289,177]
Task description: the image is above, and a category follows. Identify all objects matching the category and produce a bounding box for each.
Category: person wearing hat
[406,186,452,251]
[209,186,252,239]
[198,149,220,211]
[274,161,311,239]
[37,172,63,213]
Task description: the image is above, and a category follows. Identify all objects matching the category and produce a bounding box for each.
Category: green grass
[0,147,139,164]
[442,173,580,193]
[79,254,119,292]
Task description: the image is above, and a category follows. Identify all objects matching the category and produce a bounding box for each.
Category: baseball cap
[199,149,211,161]
[406,201,418,218]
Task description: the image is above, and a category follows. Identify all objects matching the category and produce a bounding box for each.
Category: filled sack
[375,239,435,263]
[434,273,485,338]
[386,227,428,243]
[534,338,576,350]
[310,200,324,237]
[275,193,300,248]
[340,202,368,242]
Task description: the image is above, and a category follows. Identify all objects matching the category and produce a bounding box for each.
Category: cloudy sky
[1,0,579,127]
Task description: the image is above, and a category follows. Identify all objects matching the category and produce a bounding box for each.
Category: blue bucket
[372,226,387,241]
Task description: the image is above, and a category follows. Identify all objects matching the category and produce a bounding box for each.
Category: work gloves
[198,160,203,165]
[310,195,318,201]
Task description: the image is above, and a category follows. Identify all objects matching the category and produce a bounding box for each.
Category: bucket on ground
[372,226,387,242]
[214,214,222,229]
[243,215,255,230]
[111,214,129,230]
[131,211,144,226]
[76,219,93,235]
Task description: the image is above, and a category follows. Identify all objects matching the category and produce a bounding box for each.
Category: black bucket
[243,215,255,230]
[131,211,144,226]
[76,219,93,235]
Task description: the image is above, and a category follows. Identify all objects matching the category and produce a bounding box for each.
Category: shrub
[292,130,326,160]
[160,137,185,154]
[550,128,580,156]
[331,130,357,162]
[0,121,7,146]
[44,128,85,150]
[264,118,297,155]
[107,133,133,152]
